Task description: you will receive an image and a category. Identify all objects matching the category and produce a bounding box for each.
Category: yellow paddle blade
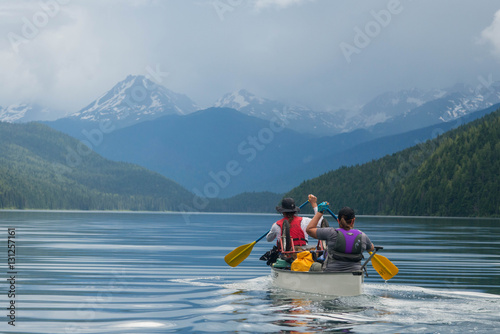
[369,252,399,280]
[224,241,257,267]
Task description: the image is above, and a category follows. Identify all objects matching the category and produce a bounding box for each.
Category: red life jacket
[276,216,307,247]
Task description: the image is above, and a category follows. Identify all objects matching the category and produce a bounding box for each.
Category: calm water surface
[0,210,499,333]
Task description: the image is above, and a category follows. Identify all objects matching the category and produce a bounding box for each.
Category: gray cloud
[481,9,500,59]
[1,0,499,119]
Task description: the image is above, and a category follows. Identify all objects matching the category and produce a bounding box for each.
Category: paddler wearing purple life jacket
[306,203,374,272]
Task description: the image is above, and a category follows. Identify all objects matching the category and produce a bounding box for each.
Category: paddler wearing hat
[266,194,324,248]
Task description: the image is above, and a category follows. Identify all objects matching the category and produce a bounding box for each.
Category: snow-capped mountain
[214,89,306,122]
[214,85,498,136]
[68,75,198,128]
[214,89,342,136]
[0,103,57,123]
[368,82,500,135]
[438,82,500,121]
[213,87,463,136]
[357,88,446,126]
[215,89,266,111]
[327,88,448,134]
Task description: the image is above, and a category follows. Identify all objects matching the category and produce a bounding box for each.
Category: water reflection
[271,297,314,332]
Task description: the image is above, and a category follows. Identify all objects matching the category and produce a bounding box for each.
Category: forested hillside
[287,108,500,217]
[0,122,281,212]
[0,122,193,210]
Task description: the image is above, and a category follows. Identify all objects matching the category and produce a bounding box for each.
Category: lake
[0,210,499,333]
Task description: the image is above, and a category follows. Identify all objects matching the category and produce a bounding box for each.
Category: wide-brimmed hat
[276,198,300,213]
[338,206,355,220]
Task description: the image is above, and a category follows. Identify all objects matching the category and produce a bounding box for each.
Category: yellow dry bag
[291,251,314,272]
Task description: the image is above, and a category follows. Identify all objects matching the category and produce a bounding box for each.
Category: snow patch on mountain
[406,97,425,107]
[363,112,391,127]
[357,83,500,134]
[0,104,56,123]
[0,104,30,122]
[228,92,250,108]
[433,90,447,99]
[337,88,446,132]
[214,89,265,110]
[441,82,500,121]
[68,75,198,128]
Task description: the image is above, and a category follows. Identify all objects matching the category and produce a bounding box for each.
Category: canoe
[271,266,364,296]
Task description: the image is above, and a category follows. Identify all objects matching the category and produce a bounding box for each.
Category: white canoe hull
[271,267,364,296]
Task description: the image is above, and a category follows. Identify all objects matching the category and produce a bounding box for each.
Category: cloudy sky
[1,0,500,118]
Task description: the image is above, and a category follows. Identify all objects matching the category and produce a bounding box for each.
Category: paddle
[325,208,399,280]
[326,208,338,220]
[369,251,399,280]
[224,230,270,267]
[224,200,310,267]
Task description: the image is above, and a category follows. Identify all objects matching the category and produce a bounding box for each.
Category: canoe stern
[271,267,364,296]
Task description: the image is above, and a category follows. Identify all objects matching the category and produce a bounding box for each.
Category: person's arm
[306,201,329,238]
[313,206,327,227]
[363,233,375,252]
[306,211,323,239]
[308,194,324,227]
[266,223,281,242]
[367,239,375,252]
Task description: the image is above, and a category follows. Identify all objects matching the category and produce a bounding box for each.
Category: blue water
[0,211,499,333]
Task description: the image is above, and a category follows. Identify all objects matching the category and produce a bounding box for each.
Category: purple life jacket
[330,228,363,262]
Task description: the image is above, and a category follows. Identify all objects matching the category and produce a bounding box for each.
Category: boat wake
[171,275,500,333]
[170,276,224,288]
[363,283,500,333]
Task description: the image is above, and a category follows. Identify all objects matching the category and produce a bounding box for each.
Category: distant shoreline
[1,209,498,219]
